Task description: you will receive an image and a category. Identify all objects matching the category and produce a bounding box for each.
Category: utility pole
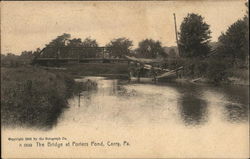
[102,47,105,59]
[173,13,181,56]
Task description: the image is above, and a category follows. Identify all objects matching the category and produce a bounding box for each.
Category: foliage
[1,53,29,67]
[47,33,71,47]
[136,39,166,58]
[62,37,100,58]
[20,51,33,59]
[82,37,99,47]
[81,37,100,58]
[1,53,18,60]
[205,57,228,83]
[168,48,177,58]
[67,38,83,47]
[162,57,235,83]
[41,33,71,58]
[40,35,102,58]
[1,67,77,128]
[217,15,249,62]
[106,37,133,58]
[32,48,41,58]
[179,13,211,57]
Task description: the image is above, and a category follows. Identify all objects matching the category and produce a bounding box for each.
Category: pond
[62,76,248,127]
[2,76,249,158]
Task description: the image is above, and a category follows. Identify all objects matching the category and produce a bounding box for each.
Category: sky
[1,0,247,55]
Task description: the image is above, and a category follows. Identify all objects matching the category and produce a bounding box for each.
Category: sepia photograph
[1,0,249,158]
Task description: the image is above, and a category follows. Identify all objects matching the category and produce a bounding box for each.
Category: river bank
[39,62,249,86]
[175,76,249,86]
[1,66,89,129]
[1,63,248,129]
[2,75,249,158]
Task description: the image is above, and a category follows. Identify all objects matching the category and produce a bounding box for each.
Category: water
[64,76,248,127]
[2,76,249,158]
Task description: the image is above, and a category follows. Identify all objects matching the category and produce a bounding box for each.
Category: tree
[65,37,99,58]
[47,33,71,47]
[179,13,211,57]
[106,38,133,58]
[65,38,83,58]
[42,33,71,58]
[217,19,248,61]
[67,38,82,47]
[6,53,16,57]
[20,51,33,59]
[136,39,165,58]
[31,48,41,59]
[82,37,98,47]
[2,53,19,67]
[168,48,177,58]
[4,53,18,60]
[217,2,248,63]
[81,37,99,58]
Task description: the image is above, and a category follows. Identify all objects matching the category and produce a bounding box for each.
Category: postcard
[1,1,249,158]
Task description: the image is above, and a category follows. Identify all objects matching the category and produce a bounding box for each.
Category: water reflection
[80,90,95,107]
[203,85,249,123]
[72,77,248,126]
[224,103,248,122]
[219,86,249,123]
[178,94,208,126]
[96,79,118,96]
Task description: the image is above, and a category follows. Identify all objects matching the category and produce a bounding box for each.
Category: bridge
[32,46,169,66]
[32,46,129,66]
[32,46,184,81]
[33,57,128,64]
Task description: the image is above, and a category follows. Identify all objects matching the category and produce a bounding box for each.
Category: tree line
[31,35,167,59]
[2,2,248,67]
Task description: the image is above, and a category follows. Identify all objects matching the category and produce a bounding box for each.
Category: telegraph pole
[173,13,181,56]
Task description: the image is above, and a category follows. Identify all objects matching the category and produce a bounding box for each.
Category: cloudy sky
[1,1,247,54]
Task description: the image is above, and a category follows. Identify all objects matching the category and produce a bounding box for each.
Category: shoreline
[175,77,249,86]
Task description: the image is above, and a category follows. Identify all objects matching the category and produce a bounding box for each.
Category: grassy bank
[164,57,249,85]
[1,66,80,129]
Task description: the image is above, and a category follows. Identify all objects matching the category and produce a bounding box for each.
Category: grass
[1,66,79,129]
[164,57,249,84]
[1,62,128,128]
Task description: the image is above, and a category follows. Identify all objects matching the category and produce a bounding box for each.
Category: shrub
[206,58,228,83]
[1,67,76,128]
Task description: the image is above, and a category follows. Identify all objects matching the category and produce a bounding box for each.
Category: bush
[163,57,235,83]
[205,58,228,83]
[1,67,76,128]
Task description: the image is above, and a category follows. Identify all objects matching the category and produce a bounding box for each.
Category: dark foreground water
[2,76,249,158]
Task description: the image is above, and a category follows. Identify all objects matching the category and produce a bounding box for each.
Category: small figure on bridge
[86,79,92,91]
[151,67,157,83]
[136,63,144,82]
